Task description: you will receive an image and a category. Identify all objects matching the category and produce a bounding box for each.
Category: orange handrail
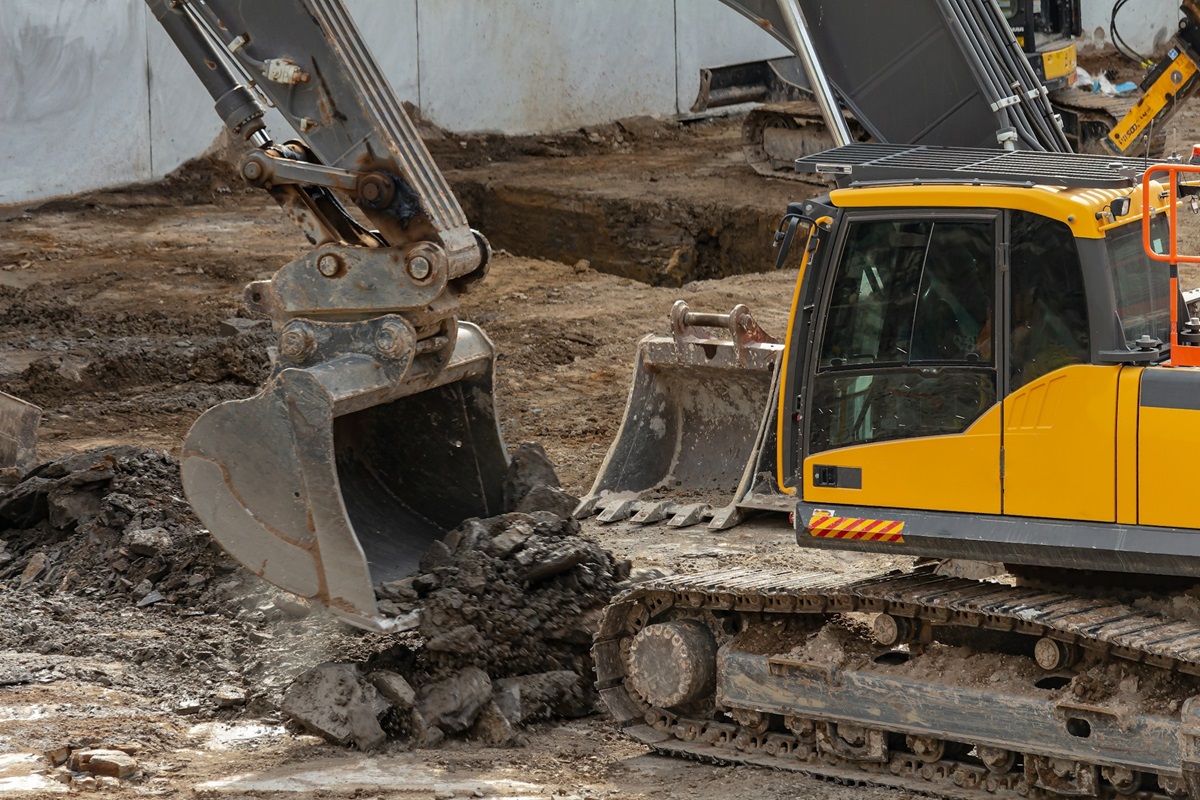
[1142,164,1200,367]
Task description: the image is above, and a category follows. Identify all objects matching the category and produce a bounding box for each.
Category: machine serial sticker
[807,512,905,543]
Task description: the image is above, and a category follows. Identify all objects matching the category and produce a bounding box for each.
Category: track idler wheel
[977,745,1017,775]
[627,620,717,710]
[1034,637,1080,671]
[1101,765,1145,796]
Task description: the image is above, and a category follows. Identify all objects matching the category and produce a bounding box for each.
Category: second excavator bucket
[576,301,791,530]
[181,321,508,632]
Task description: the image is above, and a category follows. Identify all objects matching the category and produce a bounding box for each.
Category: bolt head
[279,325,317,361]
[317,254,340,277]
[242,161,263,181]
[407,255,432,281]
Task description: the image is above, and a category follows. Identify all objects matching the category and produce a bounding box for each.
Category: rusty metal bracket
[245,242,448,321]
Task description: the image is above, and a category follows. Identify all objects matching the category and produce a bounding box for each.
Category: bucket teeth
[667,504,711,528]
[597,497,638,523]
[630,501,672,524]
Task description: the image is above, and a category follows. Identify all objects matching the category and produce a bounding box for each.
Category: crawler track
[595,567,1200,798]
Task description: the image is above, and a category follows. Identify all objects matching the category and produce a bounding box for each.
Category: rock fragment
[281,663,387,750]
[123,526,171,557]
[515,485,579,519]
[214,685,247,707]
[369,670,416,709]
[417,666,492,733]
[69,748,138,778]
[469,699,516,745]
[502,442,561,511]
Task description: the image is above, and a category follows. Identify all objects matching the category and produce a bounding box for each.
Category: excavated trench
[434,116,817,285]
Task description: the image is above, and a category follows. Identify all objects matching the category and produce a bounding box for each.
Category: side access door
[999,211,1118,522]
[800,210,1002,514]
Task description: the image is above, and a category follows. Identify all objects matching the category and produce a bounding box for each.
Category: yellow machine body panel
[802,409,1001,514]
[1040,43,1078,83]
[1137,367,1200,529]
[1002,364,1119,522]
[1116,366,1143,525]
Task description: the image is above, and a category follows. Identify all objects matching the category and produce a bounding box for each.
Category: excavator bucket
[576,301,791,530]
[181,321,508,632]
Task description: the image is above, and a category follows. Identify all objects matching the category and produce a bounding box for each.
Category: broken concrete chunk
[69,748,138,778]
[502,442,561,511]
[418,539,454,573]
[515,485,579,519]
[281,663,387,750]
[417,666,492,733]
[214,685,247,707]
[123,526,171,558]
[486,523,533,558]
[369,670,416,709]
[426,625,485,655]
[469,699,516,745]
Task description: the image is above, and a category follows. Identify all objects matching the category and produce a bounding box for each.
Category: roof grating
[796,144,1150,189]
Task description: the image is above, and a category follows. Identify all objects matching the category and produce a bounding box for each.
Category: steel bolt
[279,323,317,362]
[242,160,263,181]
[374,320,410,360]
[407,255,432,281]
[317,254,341,277]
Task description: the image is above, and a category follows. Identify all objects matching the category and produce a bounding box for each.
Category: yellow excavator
[596,146,1200,797]
[140,0,1200,796]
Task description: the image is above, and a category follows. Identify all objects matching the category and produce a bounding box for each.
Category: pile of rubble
[0,446,233,608]
[280,443,631,749]
[0,442,636,752]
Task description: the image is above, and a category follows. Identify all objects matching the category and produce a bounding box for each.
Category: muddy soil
[1,84,1199,798]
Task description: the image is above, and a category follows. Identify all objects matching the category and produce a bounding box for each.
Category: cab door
[802,211,1002,514]
[1000,211,1117,522]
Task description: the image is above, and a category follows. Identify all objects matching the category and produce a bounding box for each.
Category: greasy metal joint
[317,253,343,278]
[242,158,264,182]
[356,172,396,209]
[404,242,447,285]
[374,319,410,360]
[279,321,318,362]
[670,301,778,365]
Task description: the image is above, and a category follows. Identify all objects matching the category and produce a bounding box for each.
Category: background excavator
[704,0,1200,175]
[142,0,1200,797]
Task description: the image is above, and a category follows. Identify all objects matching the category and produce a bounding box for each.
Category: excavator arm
[146,0,508,631]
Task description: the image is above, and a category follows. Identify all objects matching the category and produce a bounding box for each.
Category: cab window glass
[820,219,994,368]
[811,217,996,455]
[1105,215,1170,346]
[1009,212,1089,390]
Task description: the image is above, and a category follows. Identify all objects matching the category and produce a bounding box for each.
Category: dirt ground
[3,60,1200,797]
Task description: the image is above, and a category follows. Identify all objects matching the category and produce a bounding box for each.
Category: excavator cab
[775,144,1200,580]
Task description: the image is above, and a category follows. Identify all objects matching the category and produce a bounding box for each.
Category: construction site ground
[3,91,1200,798]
